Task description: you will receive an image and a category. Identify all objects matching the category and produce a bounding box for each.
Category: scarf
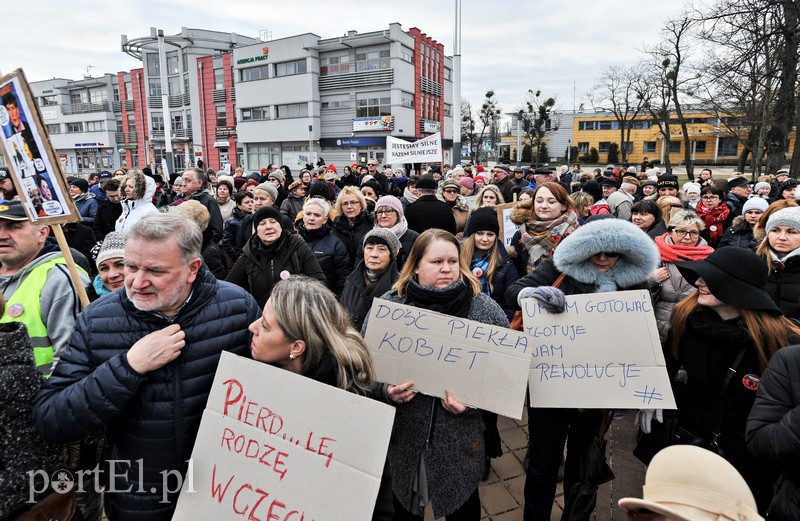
[92,275,111,297]
[695,203,730,245]
[470,254,491,296]
[520,210,580,272]
[655,233,715,263]
[384,216,409,240]
[404,278,473,318]
[402,187,419,204]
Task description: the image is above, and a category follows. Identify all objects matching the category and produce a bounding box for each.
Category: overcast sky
[2,0,686,116]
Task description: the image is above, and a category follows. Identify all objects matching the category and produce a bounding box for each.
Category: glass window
[694,141,707,153]
[125,82,132,101]
[275,59,307,77]
[151,115,164,131]
[246,143,271,170]
[146,53,160,76]
[214,68,224,90]
[148,78,162,97]
[320,54,350,76]
[112,87,120,102]
[116,120,124,132]
[356,94,391,118]
[355,49,390,72]
[166,51,180,75]
[182,52,188,73]
[86,121,105,132]
[241,106,270,121]
[168,76,181,96]
[643,141,657,153]
[577,142,589,153]
[66,122,83,133]
[46,124,61,134]
[401,92,415,108]
[276,103,308,119]
[669,141,681,153]
[171,114,183,131]
[401,47,414,63]
[717,137,738,156]
[40,95,58,107]
[598,142,611,153]
[240,65,269,82]
[71,92,84,104]
[216,105,227,127]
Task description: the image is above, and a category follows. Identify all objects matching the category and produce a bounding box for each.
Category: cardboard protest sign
[385,132,442,164]
[363,299,532,419]
[172,352,395,521]
[521,289,677,409]
[495,202,517,247]
[0,69,78,223]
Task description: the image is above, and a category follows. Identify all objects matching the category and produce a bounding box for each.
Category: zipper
[425,399,437,446]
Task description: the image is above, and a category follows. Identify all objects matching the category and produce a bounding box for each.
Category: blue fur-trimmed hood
[553,218,658,291]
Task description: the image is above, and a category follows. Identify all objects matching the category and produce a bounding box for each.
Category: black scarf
[404,277,473,318]
[256,231,287,258]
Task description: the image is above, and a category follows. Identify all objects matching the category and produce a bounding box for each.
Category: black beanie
[252,206,283,229]
[464,207,500,237]
[582,180,603,202]
[308,180,332,201]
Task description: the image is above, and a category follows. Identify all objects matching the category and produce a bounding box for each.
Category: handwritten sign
[495,202,517,247]
[172,352,395,520]
[521,289,676,409]
[363,299,532,419]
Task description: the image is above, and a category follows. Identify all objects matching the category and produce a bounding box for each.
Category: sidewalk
[423,410,647,521]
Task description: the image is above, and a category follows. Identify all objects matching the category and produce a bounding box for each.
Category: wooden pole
[50,224,90,308]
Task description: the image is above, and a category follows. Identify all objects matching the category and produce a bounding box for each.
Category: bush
[589,147,599,164]
[538,143,550,163]
[607,143,620,164]
[567,146,579,162]
[522,144,532,163]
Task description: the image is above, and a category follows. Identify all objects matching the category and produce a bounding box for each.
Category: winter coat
[0,322,64,519]
[226,232,326,308]
[719,216,757,250]
[297,222,351,297]
[222,206,248,260]
[645,218,668,240]
[280,193,304,223]
[448,195,470,235]
[369,286,508,518]
[93,199,122,242]
[235,211,295,257]
[74,192,98,225]
[395,227,419,269]
[340,259,399,331]
[493,176,516,204]
[486,248,521,321]
[405,195,457,235]
[332,210,374,269]
[725,192,747,219]
[115,172,159,235]
[765,250,800,320]
[187,190,225,243]
[746,344,800,521]
[63,222,97,274]
[32,267,261,520]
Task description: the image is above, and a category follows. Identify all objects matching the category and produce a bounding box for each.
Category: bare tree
[519,89,556,166]
[461,100,476,162]
[590,65,648,164]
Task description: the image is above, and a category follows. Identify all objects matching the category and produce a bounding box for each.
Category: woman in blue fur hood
[506,216,659,521]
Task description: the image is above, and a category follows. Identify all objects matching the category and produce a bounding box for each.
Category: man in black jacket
[33,213,260,521]
[405,175,457,234]
[93,178,122,242]
[181,168,224,243]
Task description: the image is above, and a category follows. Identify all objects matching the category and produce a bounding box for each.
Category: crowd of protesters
[2,158,800,521]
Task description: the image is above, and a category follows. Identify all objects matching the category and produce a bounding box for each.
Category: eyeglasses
[443,188,459,194]
[368,163,378,167]
[594,251,620,258]
[672,229,700,238]
[374,209,396,216]
[701,195,719,201]
[341,200,360,207]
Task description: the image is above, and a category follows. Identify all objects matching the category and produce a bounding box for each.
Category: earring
[289,353,296,360]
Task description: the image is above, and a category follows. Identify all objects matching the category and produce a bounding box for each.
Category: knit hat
[69,178,89,193]
[657,174,679,191]
[254,182,278,203]
[464,207,500,237]
[363,228,401,259]
[173,177,184,186]
[741,197,769,215]
[416,175,438,190]
[753,181,771,193]
[268,171,285,184]
[375,195,404,218]
[473,174,486,185]
[459,177,474,190]
[252,206,283,229]
[727,176,749,189]
[260,167,268,174]
[766,206,800,233]
[325,164,337,173]
[303,197,330,215]
[95,232,125,266]
[683,183,701,195]
[308,180,333,201]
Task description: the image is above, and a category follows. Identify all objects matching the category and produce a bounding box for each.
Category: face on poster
[0,75,69,219]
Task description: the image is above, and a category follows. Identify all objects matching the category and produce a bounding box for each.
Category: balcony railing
[212,89,226,103]
[319,69,394,91]
[124,100,134,111]
[112,101,122,112]
[150,128,193,141]
[60,101,109,115]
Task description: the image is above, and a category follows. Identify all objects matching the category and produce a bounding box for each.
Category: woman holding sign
[506,217,659,521]
[373,228,509,521]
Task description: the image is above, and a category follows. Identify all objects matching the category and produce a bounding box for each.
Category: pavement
[422,409,647,521]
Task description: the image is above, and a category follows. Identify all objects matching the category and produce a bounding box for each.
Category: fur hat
[553,218,659,292]
[464,207,499,237]
[254,182,278,203]
[363,228,401,259]
[308,180,333,201]
[375,195,404,218]
[95,232,125,266]
[765,206,800,233]
[741,197,768,215]
[677,247,780,313]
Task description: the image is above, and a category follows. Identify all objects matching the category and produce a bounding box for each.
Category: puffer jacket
[765,249,800,320]
[332,211,374,269]
[74,192,98,225]
[297,222,350,297]
[746,344,800,520]
[719,216,757,250]
[226,232,326,307]
[222,206,248,260]
[280,193,304,223]
[32,267,261,521]
[487,248,521,320]
[115,172,159,235]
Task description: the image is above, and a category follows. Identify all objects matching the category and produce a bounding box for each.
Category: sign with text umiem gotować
[363,299,533,419]
[521,289,677,409]
[172,352,395,521]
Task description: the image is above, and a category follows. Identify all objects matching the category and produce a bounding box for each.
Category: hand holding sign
[387,380,416,405]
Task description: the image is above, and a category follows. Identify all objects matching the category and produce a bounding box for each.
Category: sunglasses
[595,251,621,258]
[443,188,459,194]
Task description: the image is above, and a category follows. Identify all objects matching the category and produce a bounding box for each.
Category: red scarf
[654,233,715,263]
[695,202,729,245]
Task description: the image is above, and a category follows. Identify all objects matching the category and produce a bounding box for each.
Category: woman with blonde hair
[369,228,508,521]
[471,185,505,212]
[656,195,684,226]
[332,185,373,269]
[756,206,800,319]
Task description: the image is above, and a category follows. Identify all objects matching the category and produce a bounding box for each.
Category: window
[125,82,132,101]
[86,121,105,132]
[240,65,269,82]
[320,55,351,76]
[694,141,707,153]
[112,86,120,102]
[276,103,308,119]
[182,52,189,73]
[186,113,192,132]
[577,142,589,154]
[66,122,83,133]
[40,95,57,107]
[146,53,160,76]
[400,91,414,108]
[320,100,350,110]
[71,92,85,104]
[355,50,390,72]
[717,137,738,156]
[46,124,61,134]
[579,120,616,130]
[166,51,180,75]
[275,59,307,77]
[89,88,107,104]
[214,68,224,90]
[171,114,183,131]
[241,106,270,121]
[116,120,124,133]
[151,115,164,131]
[168,76,181,96]
[629,120,652,130]
[669,141,681,153]
[401,47,414,63]
[128,121,136,134]
[184,77,190,97]
[148,78,162,97]
[356,95,391,117]
[444,103,452,117]
[598,142,611,153]
[643,141,657,154]
[216,105,227,127]
[624,142,633,154]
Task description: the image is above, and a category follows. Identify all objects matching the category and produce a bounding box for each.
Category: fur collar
[510,199,533,225]
[553,218,659,291]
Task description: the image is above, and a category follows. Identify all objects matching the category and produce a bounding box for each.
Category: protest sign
[363,299,532,419]
[521,289,676,409]
[385,132,442,164]
[495,202,517,247]
[172,352,395,521]
[0,69,78,224]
